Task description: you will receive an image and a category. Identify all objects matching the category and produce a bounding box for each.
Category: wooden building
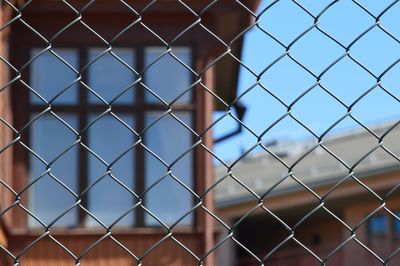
[0,1,259,265]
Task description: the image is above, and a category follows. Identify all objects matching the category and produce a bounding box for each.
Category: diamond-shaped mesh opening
[18,236,76,265]
[262,174,321,214]
[233,208,292,261]
[86,113,137,161]
[290,207,350,261]
[24,173,78,228]
[21,1,78,39]
[29,112,77,151]
[291,85,348,136]
[258,0,313,46]
[319,0,374,46]
[211,116,260,162]
[0,0,399,265]
[85,172,138,228]
[321,56,376,106]
[144,172,196,227]
[351,86,400,125]
[138,1,198,44]
[351,27,400,75]
[213,171,260,212]
[143,47,195,104]
[86,48,138,104]
[241,27,285,74]
[290,27,345,74]
[259,55,316,104]
[81,1,141,41]
[322,120,378,165]
[29,49,80,104]
[235,85,287,136]
[290,145,349,192]
[199,0,254,45]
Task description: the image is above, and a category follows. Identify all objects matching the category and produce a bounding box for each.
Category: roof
[214,120,400,208]
[207,0,261,110]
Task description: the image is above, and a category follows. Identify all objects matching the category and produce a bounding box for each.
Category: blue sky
[213,0,400,161]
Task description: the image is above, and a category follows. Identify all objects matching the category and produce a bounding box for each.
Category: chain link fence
[0,0,399,265]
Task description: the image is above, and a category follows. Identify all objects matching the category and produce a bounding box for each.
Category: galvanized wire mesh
[0,0,399,265]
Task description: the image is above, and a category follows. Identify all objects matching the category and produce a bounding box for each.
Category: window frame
[23,44,198,229]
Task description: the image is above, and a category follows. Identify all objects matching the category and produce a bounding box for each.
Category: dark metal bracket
[214,102,247,144]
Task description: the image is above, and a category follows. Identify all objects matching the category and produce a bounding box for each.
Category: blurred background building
[215,120,400,266]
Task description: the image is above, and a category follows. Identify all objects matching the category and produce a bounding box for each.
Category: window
[28,47,194,228]
[367,214,387,237]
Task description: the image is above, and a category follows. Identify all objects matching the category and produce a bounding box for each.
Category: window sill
[10,226,201,237]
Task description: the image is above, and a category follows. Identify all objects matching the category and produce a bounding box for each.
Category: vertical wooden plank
[0,6,11,253]
[193,47,216,264]
[201,56,216,266]
[0,2,15,231]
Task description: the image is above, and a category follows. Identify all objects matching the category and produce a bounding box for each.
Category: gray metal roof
[214,121,400,208]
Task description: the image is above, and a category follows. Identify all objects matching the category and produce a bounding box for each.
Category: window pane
[144,112,193,226]
[144,47,192,103]
[368,214,387,236]
[29,114,78,227]
[88,49,136,104]
[30,49,79,104]
[87,114,136,227]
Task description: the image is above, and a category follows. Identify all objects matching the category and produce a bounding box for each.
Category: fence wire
[0,0,399,265]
